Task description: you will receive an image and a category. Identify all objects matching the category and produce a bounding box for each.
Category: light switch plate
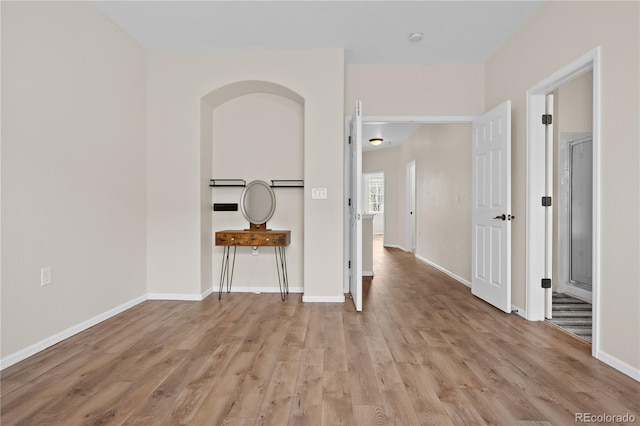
[311,188,327,200]
[41,267,52,286]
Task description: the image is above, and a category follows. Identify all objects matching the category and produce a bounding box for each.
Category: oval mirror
[240,180,276,226]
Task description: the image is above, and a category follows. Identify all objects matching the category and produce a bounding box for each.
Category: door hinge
[348,136,352,145]
[541,196,552,207]
[348,198,351,206]
[541,278,552,288]
[542,114,553,125]
[348,261,351,269]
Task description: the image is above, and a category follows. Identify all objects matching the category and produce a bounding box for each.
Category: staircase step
[549,293,592,344]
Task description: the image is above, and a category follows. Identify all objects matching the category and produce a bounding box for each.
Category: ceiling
[362,123,423,152]
[94,1,546,151]
[94,1,546,65]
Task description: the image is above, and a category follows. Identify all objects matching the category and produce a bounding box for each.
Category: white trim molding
[415,254,471,288]
[363,115,479,124]
[363,271,374,277]
[219,286,304,294]
[595,351,640,382]
[302,294,346,303]
[147,292,206,301]
[384,243,409,252]
[1,294,147,370]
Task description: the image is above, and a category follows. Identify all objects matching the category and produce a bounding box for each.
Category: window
[366,173,384,213]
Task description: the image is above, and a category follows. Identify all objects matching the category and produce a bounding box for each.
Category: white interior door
[471,101,512,313]
[349,100,363,311]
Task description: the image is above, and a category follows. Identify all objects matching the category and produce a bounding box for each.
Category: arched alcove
[202,80,304,109]
[200,81,305,295]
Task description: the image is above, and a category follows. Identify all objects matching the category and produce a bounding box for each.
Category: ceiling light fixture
[369,138,383,146]
[408,32,423,42]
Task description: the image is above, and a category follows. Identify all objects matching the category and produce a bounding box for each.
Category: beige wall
[1,2,147,358]
[346,64,485,115]
[211,93,304,290]
[407,124,472,282]
[363,124,472,283]
[555,70,593,135]
[485,1,639,371]
[146,49,344,300]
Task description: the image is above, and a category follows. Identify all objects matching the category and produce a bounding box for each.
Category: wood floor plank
[395,362,453,426]
[343,330,382,406]
[288,347,324,426]
[321,371,355,426]
[163,334,244,425]
[255,359,299,425]
[2,236,639,425]
[324,310,348,372]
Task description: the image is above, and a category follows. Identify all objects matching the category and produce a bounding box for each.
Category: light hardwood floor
[2,237,639,425]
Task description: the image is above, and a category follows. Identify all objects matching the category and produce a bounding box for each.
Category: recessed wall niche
[211,91,304,292]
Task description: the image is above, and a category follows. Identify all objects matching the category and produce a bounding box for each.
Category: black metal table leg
[274,246,289,301]
[218,246,236,300]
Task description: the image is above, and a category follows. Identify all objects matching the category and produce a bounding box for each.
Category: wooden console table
[215,230,291,300]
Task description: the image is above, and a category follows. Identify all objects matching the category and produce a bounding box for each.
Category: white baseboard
[363,271,374,277]
[220,286,304,294]
[596,350,640,382]
[1,294,147,371]
[201,286,213,299]
[511,304,527,319]
[384,243,408,252]
[302,295,346,303]
[147,292,205,301]
[414,254,471,288]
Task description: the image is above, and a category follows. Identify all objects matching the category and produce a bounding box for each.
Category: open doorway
[345,114,478,305]
[356,118,475,286]
[547,71,594,343]
[525,48,600,355]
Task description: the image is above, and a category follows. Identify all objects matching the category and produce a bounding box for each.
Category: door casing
[525,47,601,358]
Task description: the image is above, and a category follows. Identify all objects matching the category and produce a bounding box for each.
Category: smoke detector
[408,32,424,42]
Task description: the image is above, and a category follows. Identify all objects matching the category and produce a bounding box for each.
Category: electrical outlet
[312,188,327,200]
[252,246,259,256]
[41,267,52,286]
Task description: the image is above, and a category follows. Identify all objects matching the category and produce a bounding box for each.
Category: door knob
[493,214,506,221]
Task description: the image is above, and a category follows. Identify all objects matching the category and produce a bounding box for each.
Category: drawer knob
[266,238,270,241]
[231,237,235,241]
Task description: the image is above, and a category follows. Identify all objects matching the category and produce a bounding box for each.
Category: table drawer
[216,232,251,246]
[251,232,289,246]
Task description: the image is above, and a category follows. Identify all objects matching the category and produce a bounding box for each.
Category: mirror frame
[240,180,276,229]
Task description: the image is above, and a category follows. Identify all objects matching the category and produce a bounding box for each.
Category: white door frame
[406,160,416,252]
[525,47,601,358]
[343,115,476,292]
